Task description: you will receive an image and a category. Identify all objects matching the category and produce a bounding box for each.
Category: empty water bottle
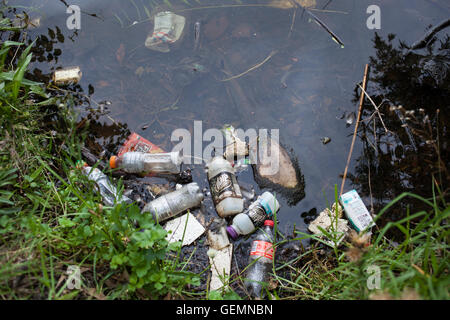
[245,220,275,299]
[141,182,204,223]
[207,156,243,217]
[78,161,132,207]
[109,151,182,175]
[227,192,279,240]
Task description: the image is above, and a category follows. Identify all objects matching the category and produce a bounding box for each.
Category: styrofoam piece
[164,212,205,246]
[208,244,233,292]
[308,207,349,248]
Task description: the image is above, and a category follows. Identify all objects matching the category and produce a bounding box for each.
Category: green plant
[272,187,449,300]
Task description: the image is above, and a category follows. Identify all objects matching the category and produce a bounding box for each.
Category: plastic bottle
[141,182,204,223]
[78,162,132,207]
[227,192,280,240]
[145,11,186,53]
[206,156,243,217]
[245,220,275,299]
[109,151,182,175]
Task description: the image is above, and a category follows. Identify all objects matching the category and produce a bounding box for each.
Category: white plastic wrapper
[145,11,186,53]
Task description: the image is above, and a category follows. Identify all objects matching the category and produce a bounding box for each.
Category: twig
[303,8,345,47]
[358,84,390,134]
[287,5,298,39]
[219,50,278,82]
[340,64,369,196]
[410,18,450,50]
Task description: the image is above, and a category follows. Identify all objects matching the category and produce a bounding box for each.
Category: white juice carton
[339,190,375,233]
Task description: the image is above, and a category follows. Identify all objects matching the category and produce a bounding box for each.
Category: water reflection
[349,32,449,239]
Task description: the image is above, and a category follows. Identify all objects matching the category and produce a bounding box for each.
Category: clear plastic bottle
[245,220,275,299]
[141,182,204,223]
[227,192,280,240]
[207,156,244,217]
[79,162,132,207]
[109,151,182,175]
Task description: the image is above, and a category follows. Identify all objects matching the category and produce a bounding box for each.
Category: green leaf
[58,217,76,228]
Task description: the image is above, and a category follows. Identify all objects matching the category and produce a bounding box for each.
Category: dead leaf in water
[97,80,110,88]
[269,0,316,9]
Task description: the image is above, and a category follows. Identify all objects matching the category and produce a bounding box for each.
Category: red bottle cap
[109,156,118,169]
[264,220,274,227]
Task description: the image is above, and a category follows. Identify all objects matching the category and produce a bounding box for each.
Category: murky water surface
[5,0,449,294]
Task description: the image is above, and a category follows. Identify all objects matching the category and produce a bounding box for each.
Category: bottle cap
[109,156,118,169]
[264,220,274,227]
[226,226,238,240]
[259,192,280,216]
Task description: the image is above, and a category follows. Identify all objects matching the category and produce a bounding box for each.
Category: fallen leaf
[97,80,110,88]
[116,43,125,64]
[269,0,316,9]
[85,288,107,300]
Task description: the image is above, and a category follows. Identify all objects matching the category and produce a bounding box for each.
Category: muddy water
[5,0,449,295]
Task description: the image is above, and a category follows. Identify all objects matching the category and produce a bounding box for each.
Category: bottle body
[141,182,204,223]
[110,151,182,175]
[227,192,280,239]
[245,220,275,299]
[207,157,243,217]
[81,166,132,207]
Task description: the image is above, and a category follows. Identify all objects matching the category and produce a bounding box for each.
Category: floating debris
[52,66,82,84]
[308,203,348,248]
[321,137,331,144]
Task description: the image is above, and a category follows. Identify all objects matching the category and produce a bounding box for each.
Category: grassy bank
[0,14,449,300]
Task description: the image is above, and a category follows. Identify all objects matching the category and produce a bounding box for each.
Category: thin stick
[358,84,389,133]
[219,50,277,82]
[340,64,369,196]
[288,5,298,39]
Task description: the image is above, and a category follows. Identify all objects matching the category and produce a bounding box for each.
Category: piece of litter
[209,244,233,292]
[207,218,233,291]
[308,203,349,248]
[145,11,186,53]
[164,212,205,246]
[52,66,82,84]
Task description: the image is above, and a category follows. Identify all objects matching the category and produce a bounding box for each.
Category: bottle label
[247,203,268,227]
[250,240,274,260]
[209,171,242,205]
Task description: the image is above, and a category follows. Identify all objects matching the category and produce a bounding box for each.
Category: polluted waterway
[4,0,449,297]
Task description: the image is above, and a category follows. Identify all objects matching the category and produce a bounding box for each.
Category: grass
[0,7,448,301]
[267,188,449,300]
[0,15,200,299]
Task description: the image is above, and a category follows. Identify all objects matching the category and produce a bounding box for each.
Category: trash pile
[58,10,376,299]
[76,126,376,299]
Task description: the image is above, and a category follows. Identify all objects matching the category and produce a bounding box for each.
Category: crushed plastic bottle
[227,192,279,240]
[78,161,132,207]
[109,151,182,175]
[245,220,275,299]
[145,11,186,53]
[141,182,204,223]
[207,157,243,217]
[53,66,82,85]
